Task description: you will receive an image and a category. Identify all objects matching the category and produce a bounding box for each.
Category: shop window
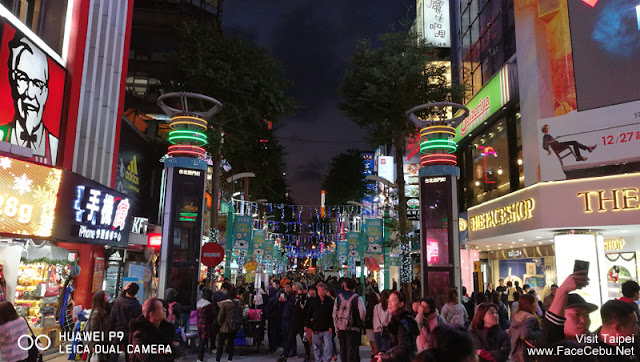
[515,112,524,189]
[466,119,510,206]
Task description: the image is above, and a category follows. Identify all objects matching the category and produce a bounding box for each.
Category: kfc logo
[0,20,66,166]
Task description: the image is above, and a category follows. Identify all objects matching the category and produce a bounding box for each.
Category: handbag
[44,267,59,297]
[23,317,44,362]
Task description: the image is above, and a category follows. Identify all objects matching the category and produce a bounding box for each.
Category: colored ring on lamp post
[420,139,457,153]
[420,153,457,166]
[168,144,206,157]
[170,115,208,130]
[420,125,456,137]
[168,130,208,145]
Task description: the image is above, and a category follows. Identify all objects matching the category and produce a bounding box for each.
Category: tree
[170,21,296,229]
[338,28,462,283]
[322,149,369,206]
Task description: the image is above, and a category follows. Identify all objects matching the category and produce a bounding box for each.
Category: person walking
[415,297,446,353]
[129,298,177,362]
[0,302,29,362]
[373,290,419,362]
[279,282,311,361]
[508,294,541,362]
[88,291,111,362]
[211,282,231,350]
[216,286,243,362]
[265,285,283,353]
[109,282,142,362]
[305,282,334,362]
[506,281,516,310]
[332,278,365,362]
[496,279,508,306]
[441,288,468,326]
[373,290,392,353]
[542,284,558,311]
[364,291,379,358]
[279,283,295,357]
[196,289,215,362]
[469,302,510,362]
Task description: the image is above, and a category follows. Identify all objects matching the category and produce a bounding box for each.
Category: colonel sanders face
[9,36,48,134]
[367,244,382,253]
[234,239,249,249]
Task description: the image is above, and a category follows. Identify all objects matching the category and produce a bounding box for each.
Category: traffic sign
[201,242,225,267]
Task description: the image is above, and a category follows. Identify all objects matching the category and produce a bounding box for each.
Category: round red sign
[201,242,225,267]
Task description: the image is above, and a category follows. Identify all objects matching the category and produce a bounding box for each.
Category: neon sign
[426,239,439,264]
[469,198,535,232]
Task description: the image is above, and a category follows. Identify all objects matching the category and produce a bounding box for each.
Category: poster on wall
[0,19,67,166]
[0,156,62,237]
[92,257,105,293]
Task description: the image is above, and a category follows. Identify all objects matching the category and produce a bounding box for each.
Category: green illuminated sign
[454,64,511,143]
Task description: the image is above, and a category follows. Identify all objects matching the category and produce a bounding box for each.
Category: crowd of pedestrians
[2,272,640,362]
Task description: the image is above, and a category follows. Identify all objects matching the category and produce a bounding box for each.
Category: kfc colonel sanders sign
[0,19,67,166]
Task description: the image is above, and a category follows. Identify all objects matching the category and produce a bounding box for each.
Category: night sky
[223,0,413,205]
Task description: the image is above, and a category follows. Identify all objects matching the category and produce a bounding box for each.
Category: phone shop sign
[52,171,133,246]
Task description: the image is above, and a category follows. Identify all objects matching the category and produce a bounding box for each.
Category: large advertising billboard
[0,18,66,166]
[0,156,61,237]
[567,0,640,111]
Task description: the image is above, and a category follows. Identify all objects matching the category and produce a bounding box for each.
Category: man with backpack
[216,286,243,362]
[332,278,366,362]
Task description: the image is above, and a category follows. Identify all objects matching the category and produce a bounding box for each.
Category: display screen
[52,170,133,246]
[420,176,453,267]
[0,156,61,237]
[568,0,640,110]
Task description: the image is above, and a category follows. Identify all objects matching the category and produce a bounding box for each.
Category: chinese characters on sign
[53,170,134,246]
[73,185,130,242]
[422,0,451,48]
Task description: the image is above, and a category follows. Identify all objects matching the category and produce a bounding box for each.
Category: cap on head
[566,293,598,313]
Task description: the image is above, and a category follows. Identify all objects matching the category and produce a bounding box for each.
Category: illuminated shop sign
[426,239,439,264]
[52,171,133,246]
[577,188,640,213]
[424,177,446,183]
[508,249,523,258]
[454,65,511,143]
[469,198,535,232]
[178,169,201,177]
[0,156,61,237]
[0,18,67,166]
[604,238,625,251]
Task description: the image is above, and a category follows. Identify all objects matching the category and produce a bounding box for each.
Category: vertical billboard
[365,219,383,254]
[0,18,66,166]
[419,0,451,47]
[361,153,375,217]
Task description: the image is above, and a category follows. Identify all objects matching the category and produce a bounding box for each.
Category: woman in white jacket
[372,289,392,352]
[441,288,468,326]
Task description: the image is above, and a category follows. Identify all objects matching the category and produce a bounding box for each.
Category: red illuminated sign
[0,19,67,166]
[148,233,162,247]
[0,156,61,237]
[426,239,439,264]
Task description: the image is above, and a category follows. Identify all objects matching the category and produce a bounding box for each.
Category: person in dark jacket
[265,287,283,353]
[88,291,111,362]
[413,324,477,362]
[365,291,379,358]
[374,290,419,362]
[305,282,334,362]
[279,282,311,361]
[196,289,214,362]
[109,283,142,362]
[491,292,510,331]
[210,282,231,350]
[129,298,177,362]
[279,283,295,356]
[469,302,510,362]
[216,287,242,362]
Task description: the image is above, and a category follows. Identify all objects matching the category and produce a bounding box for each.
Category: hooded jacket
[379,309,419,362]
[218,298,242,333]
[508,310,541,362]
[128,315,176,362]
[196,298,214,339]
[109,295,142,335]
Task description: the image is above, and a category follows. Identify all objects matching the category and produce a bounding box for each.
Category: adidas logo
[125,156,139,184]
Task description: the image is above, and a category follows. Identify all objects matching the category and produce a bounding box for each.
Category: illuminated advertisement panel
[52,171,133,246]
[567,0,640,111]
[0,155,61,237]
[0,18,67,166]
